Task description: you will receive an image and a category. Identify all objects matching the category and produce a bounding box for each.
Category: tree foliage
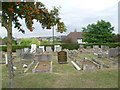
[20,38,40,46]
[2,2,66,33]
[2,36,17,45]
[82,20,115,43]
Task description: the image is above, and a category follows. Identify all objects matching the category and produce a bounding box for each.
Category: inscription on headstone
[58,51,67,64]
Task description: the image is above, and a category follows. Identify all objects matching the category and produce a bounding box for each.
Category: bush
[1,45,30,52]
[1,42,120,52]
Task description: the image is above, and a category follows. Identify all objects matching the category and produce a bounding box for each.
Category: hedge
[1,43,120,52]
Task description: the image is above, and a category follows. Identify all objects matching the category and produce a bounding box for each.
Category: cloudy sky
[0,0,119,38]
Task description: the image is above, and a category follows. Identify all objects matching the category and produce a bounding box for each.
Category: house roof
[65,30,83,43]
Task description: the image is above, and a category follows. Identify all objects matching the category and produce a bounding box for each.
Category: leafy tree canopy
[82,20,115,43]
[20,38,40,46]
[2,2,66,33]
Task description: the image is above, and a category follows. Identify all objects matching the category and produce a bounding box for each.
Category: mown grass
[1,52,119,88]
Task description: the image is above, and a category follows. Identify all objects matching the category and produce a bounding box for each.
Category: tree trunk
[7,15,14,88]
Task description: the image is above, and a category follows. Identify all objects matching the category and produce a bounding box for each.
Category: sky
[0,0,119,38]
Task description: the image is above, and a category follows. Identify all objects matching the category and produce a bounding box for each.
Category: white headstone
[39,46,45,52]
[5,54,8,64]
[54,45,61,52]
[46,46,52,52]
[24,48,29,53]
[30,44,37,53]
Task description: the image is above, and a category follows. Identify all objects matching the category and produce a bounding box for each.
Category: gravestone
[21,53,34,61]
[101,45,109,51]
[30,44,37,53]
[109,48,118,57]
[93,45,99,49]
[24,48,30,53]
[97,53,102,58]
[39,46,45,52]
[56,47,62,52]
[36,48,43,53]
[35,54,52,61]
[16,49,23,57]
[58,51,67,64]
[79,45,84,48]
[46,46,52,52]
[86,46,91,49]
[83,57,88,62]
[54,45,60,51]
[5,53,8,64]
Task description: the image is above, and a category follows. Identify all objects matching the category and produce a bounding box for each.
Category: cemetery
[1,44,119,88]
[1,1,120,88]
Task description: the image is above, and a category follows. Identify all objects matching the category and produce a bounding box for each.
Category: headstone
[93,45,99,49]
[16,49,23,57]
[54,45,62,52]
[39,46,45,52]
[5,53,8,64]
[21,53,34,61]
[97,53,102,58]
[24,48,30,53]
[79,45,84,48]
[86,46,91,49]
[23,64,27,68]
[101,45,109,51]
[56,47,62,52]
[109,48,119,57]
[58,51,67,64]
[36,48,43,53]
[35,54,52,61]
[30,44,37,53]
[83,57,88,62]
[46,46,52,52]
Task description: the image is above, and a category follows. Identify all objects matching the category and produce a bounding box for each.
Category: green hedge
[1,45,31,52]
[1,43,120,52]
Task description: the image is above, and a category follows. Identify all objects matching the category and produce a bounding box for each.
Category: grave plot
[34,61,52,72]
[13,60,36,73]
[76,58,99,70]
[93,57,118,68]
[33,54,52,72]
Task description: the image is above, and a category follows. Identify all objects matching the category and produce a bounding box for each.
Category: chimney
[74,29,77,32]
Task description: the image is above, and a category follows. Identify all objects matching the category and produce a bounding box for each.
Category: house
[62,29,84,43]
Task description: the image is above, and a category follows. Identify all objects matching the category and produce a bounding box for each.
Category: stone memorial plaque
[46,46,52,52]
[58,51,67,64]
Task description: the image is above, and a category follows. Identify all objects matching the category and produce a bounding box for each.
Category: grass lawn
[1,52,119,88]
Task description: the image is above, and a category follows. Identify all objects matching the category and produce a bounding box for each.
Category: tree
[113,34,120,42]
[1,1,66,88]
[20,38,40,46]
[2,36,17,45]
[82,20,115,43]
